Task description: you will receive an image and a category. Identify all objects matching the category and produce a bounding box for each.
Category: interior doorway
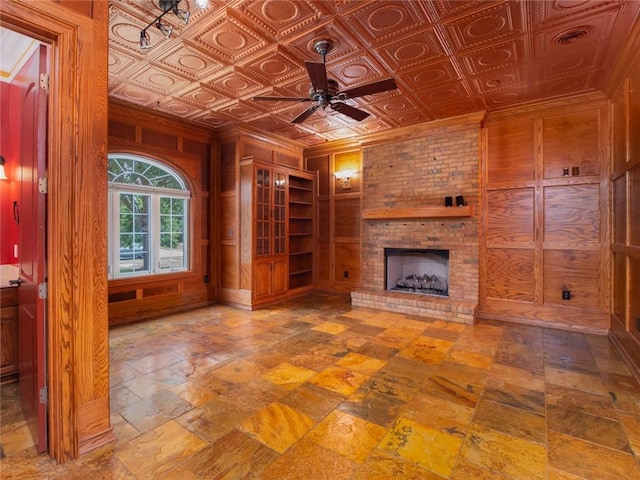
[0,26,49,454]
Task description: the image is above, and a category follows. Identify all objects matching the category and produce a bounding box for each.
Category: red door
[15,43,49,453]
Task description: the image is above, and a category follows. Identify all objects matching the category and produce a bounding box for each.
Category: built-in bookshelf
[288,174,314,290]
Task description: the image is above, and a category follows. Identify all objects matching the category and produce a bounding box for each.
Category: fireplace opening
[385,248,449,297]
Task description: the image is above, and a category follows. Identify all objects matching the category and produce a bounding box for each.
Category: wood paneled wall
[1,0,111,462]
[305,144,363,293]
[609,21,640,380]
[480,94,610,333]
[108,102,215,325]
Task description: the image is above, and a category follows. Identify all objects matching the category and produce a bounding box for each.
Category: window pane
[118,193,150,274]
[109,156,186,190]
[159,196,187,270]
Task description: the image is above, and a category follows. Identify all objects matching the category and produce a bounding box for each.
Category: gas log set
[393,273,448,296]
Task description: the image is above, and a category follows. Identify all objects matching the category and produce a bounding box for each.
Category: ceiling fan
[253,39,398,124]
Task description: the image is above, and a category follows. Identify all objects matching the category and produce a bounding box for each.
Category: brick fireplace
[351,118,480,324]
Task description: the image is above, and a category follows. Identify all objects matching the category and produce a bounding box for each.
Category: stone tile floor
[2,292,640,479]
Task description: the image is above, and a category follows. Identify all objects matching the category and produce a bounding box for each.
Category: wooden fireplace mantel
[362,205,473,219]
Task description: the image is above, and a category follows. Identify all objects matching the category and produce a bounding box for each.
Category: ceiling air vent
[554,26,592,45]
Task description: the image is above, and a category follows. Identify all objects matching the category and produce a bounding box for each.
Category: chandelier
[140,0,208,49]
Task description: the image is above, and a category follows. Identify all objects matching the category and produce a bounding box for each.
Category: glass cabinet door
[273,172,286,255]
[256,168,270,256]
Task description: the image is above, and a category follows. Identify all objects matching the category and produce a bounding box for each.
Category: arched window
[108,154,190,278]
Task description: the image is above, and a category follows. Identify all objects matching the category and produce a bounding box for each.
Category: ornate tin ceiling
[108,0,639,145]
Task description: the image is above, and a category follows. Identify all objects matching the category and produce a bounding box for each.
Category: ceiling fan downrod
[313,39,334,64]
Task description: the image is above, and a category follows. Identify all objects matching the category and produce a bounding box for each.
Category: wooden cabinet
[1,287,19,383]
[254,257,288,301]
[221,157,315,309]
[253,166,288,301]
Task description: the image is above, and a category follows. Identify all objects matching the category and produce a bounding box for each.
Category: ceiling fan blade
[253,96,312,102]
[291,105,319,124]
[331,102,370,121]
[305,61,328,91]
[339,78,397,99]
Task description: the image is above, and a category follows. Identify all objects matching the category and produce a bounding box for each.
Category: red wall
[0,82,21,265]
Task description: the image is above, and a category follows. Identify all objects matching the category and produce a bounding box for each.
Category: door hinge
[40,73,50,91]
[38,177,47,194]
[38,282,47,299]
[39,386,48,404]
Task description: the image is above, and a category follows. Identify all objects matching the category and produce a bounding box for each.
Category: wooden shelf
[361,205,473,219]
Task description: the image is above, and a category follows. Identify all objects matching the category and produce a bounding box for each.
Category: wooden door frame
[1,1,111,463]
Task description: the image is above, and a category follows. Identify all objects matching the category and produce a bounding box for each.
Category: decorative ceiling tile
[126,64,192,95]
[351,117,395,136]
[367,92,421,119]
[376,27,447,71]
[398,60,460,91]
[190,9,268,63]
[154,98,204,117]
[108,47,142,77]
[427,97,483,118]
[205,67,267,98]
[425,0,501,21]
[442,1,525,52]
[109,82,164,107]
[247,114,292,132]
[539,72,596,98]
[277,73,319,98]
[470,66,526,95]
[327,53,389,90]
[239,45,305,85]
[215,99,268,121]
[415,80,472,106]
[174,83,232,109]
[460,36,527,75]
[153,43,224,79]
[235,0,328,40]
[539,49,599,80]
[482,86,531,109]
[340,0,431,46]
[104,0,640,145]
[190,109,234,129]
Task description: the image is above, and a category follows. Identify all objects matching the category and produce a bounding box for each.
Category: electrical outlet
[203,275,209,283]
[562,290,571,300]
[636,318,640,331]
[343,270,349,279]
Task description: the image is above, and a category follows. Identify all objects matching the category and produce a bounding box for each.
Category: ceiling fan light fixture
[159,0,176,12]
[140,29,152,49]
[172,7,191,25]
[155,20,173,38]
[195,0,209,8]
[252,37,396,124]
[139,0,188,49]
